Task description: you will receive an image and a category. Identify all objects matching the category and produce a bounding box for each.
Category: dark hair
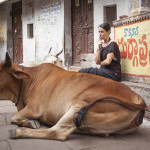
[99,23,110,32]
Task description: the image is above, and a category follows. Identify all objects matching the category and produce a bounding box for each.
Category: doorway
[72,0,94,65]
[104,4,117,27]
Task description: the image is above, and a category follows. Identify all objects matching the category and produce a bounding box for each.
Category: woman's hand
[98,40,103,49]
[95,40,102,65]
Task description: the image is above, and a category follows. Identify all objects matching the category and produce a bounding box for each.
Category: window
[104,5,117,26]
[27,24,33,38]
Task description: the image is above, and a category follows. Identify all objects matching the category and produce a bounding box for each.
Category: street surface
[0,99,150,150]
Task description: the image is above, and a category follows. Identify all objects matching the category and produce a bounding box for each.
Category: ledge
[113,12,150,27]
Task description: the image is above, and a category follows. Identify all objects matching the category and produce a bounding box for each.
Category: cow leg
[9,107,78,140]
[11,107,41,129]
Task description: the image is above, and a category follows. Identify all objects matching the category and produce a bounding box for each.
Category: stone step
[121,81,150,120]
[122,81,150,92]
[122,81,150,107]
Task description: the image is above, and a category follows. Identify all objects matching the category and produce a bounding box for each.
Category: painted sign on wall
[25,1,34,21]
[50,2,61,26]
[115,19,150,77]
[36,1,61,26]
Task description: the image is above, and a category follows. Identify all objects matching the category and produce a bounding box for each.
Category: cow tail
[74,102,95,130]
[74,106,89,129]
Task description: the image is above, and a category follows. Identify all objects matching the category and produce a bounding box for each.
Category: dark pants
[78,67,121,82]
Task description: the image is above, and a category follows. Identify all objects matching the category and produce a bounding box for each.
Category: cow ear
[11,71,30,79]
[4,52,12,67]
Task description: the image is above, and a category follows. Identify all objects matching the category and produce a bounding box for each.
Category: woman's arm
[100,52,114,66]
[95,50,101,65]
[95,40,102,65]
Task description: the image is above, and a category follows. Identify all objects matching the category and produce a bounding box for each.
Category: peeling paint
[22,0,64,63]
[0,6,7,61]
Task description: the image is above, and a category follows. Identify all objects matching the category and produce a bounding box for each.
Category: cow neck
[15,65,23,106]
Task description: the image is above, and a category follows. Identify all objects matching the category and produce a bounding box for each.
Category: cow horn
[4,52,12,67]
[56,49,63,58]
[48,47,52,54]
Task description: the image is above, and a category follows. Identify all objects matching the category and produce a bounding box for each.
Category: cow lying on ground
[0,52,146,140]
[21,48,67,69]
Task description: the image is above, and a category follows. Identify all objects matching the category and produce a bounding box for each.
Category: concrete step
[122,81,150,104]
[122,81,150,92]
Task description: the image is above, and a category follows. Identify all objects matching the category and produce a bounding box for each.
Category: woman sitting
[78,23,121,82]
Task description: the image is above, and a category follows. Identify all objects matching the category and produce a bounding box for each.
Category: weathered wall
[22,0,64,63]
[0,0,65,63]
[2,0,145,67]
[0,4,7,61]
[0,0,23,61]
[129,0,150,16]
[64,0,72,66]
[22,0,35,62]
[114,13,150,84]
[35,0,64,63]
[93,0,129,52]
[6,1,13,58]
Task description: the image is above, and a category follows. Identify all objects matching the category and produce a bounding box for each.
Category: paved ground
[0,81,150,150]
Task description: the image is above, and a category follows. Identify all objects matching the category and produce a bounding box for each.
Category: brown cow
[0,52,146,140]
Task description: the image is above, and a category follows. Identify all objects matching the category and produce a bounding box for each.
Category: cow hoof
[28,120,40,129]
[9,129,17,139]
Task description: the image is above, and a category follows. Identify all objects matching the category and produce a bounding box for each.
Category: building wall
[115,19,150,77]
[22,0,64,63]
[10,0,132,64]
[0,0,131,62]
[0,0,65,63]
[64,0,72,66]
[129,0,150,16]
[0,0,135,63]
[0,4,7,60]
[22,0,35,62]
[6,1,13,58]
[0,0,24,61]
[114,12,150,84]
[93,0,129,52]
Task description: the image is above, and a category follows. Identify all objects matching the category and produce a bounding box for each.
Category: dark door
[105,5,117,26]
[12,1,23,64]
[72,0,94,65]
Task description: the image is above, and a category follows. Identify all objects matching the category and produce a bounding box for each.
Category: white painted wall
[35,0,64,63]
[93,0,130,52]
[22,0,64,63]
[22,0,35,62]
